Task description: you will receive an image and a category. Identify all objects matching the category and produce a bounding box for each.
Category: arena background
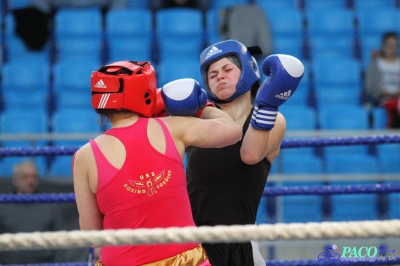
[0,0,399,264]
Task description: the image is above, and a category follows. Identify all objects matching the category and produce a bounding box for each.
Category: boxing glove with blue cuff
[251,54,304,131]
[161,78,211,117]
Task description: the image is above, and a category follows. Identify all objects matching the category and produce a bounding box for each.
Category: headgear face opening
[91,60,157,118]
[200,39,261,103]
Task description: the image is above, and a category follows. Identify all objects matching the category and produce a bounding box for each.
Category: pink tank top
[90,118,198,266]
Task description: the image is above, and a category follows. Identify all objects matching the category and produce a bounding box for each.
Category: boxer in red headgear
[91,60,167,118]
[73,60,242,266]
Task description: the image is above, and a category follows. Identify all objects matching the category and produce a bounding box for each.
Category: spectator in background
[0,160,64,264]
[365,31,400,128]
[219,4,273,58]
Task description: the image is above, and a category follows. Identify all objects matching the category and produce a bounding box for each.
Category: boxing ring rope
[1,182,400,203]
[1,133,399,266]
[0,220,400,251]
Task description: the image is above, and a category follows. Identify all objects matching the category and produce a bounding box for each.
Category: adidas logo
[94,79,106,88]
[205,46,222,59]
[275,90,291,100]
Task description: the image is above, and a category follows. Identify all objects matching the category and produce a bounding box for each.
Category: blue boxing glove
[161,78,208,116]
[251,54,304,131]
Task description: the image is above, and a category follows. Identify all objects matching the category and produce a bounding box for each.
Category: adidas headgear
[200,39,262,103]
[91,60,157,118]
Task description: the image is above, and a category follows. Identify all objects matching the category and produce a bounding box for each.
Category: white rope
[1,220,399,251]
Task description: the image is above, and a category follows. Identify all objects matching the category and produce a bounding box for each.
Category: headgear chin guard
[91,60,157,118]
[200,39,262,103]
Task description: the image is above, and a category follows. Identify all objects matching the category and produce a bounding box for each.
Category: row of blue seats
[0,56,368,113]
[271,143,400,174]
[0,106,398,177]
[1,4,400,66]
[256,181,400,224]
[0,103,389,137]
[1,139,399,177]
[5,0,400,13]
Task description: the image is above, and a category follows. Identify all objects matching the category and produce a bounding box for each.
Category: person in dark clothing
[186,39,304,266]
[0,160,64,264]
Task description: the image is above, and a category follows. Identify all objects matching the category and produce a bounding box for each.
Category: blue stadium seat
[357,8,400,44]
[256,0,299,11]
[314,89,362,108]
[51,108,101,135]
[106,9,153,63]
[281,154,323,174]
[304,0,348,10]
[211,0,249,9]
[324,153,379,174]
[357,8,400,66]
[56,39,102,62]
[353,0,396,10]
[54,8,103,61]
[281,181,323,223]
[359,35,381,67]
[49,108,102,177]
[309,37,355,61]
[52,58,101,110]
[127,0,149,8]
[205,8,222,46]
[272,38,304,59]
[48,155,74,178]
[330,181,378,221]
[55,8,102,41]
[7,0,31,9]
[311,20,355,58]
[156,59,202,88]
[155,8,203,62]
[388,192,400,219]
[323,138,378,175]
[312,57,362,92]
[318,105,369,130]
[0,109,49,148]
[107,39,153,64]
[1,61,50,111]
[279,105,316,130]
[376,144,400,173]
[371,107,388,129]
[265,9,305,58]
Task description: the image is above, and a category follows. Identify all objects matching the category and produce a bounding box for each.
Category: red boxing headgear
[91,60,157,118]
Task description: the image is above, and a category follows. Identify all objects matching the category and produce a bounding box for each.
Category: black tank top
[186,111,271,266]
[186,110,271,226]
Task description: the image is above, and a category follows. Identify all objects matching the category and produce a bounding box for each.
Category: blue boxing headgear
[200,39,262,103]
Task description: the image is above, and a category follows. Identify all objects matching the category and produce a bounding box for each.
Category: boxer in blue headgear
[200,39,262,103]
[188,39,305,266]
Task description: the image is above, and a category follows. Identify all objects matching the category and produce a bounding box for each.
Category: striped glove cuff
[250,105,278,131]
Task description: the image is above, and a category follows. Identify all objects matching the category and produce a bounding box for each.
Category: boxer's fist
[161,78,207,116]
[251,54,304,131]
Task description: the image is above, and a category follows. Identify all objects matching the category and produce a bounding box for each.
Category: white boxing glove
[161,78,208,116]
